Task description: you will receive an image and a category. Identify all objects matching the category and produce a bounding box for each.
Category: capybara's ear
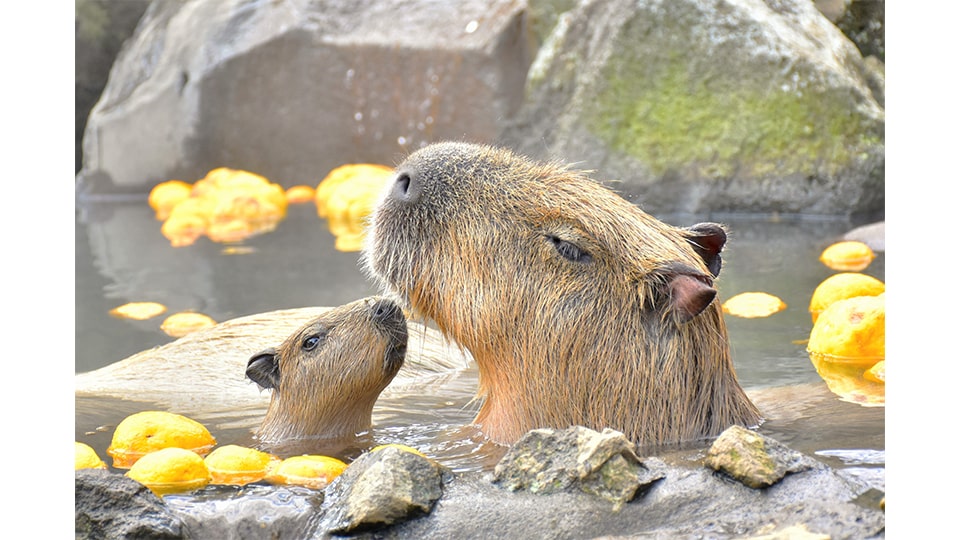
[655,263,718,322]
[683,222,727,277]
[246,347,280,390]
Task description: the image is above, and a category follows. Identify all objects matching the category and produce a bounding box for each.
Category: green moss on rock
[586,10,882,180]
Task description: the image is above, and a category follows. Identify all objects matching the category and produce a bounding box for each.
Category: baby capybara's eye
[547,235,593,264]
[302,334,323,351]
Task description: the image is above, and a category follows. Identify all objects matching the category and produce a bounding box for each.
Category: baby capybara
[246,297,407,443]
[362,142,762,447]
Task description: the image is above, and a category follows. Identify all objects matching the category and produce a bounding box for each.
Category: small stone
[320,446,444,535]
[492,426,663,509]
[705,425,819,489]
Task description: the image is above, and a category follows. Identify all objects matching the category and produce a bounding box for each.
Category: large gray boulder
[77,0,884,217]
[77,0,532,196]
[75,0,151,173]
[504,0,885,217]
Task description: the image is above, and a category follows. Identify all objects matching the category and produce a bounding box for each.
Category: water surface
[75,198,884,477]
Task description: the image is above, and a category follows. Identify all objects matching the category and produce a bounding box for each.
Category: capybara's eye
[302,333,324,351]
[547,235,593,264]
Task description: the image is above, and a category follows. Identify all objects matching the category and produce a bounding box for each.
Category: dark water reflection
[75,198,884,478]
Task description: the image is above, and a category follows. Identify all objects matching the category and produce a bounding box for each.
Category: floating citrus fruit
[161,198,212,247]
[109,302,167,321]
[148,180,193,221]
[809,273,885,323]
[160,312,217,338]
[157,167,288,247]
[285,185,316,204]
[107,411,217,469]
[721,292,787,318]
[863,360,885,384]
[819,241,876,271]
[807,295,884,406]
[807,294,884,360]
[75,442,107,470]
[126,447,211,497]
[204,445,281,486]
[315,164,394,252]
[264,455,348,490]
[370,443,427,457]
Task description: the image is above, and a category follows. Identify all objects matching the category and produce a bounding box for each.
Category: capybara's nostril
[396,173,410,194]
[370,298,403,324]
[390,170,419,203]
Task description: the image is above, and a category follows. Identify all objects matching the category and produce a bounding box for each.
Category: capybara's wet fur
[246,297,408,443]
[364,142,763,447]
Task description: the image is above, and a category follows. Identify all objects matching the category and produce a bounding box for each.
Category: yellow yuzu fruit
[285,185,316,203]
[108,302,167,321]
[721,292,787,318]
[314,163,393,219]
[819,241,876,271]
[863,360,885,384]
[204,445,281,486]
[160,312,217,338]
[264,455,348,490]
[809,273,885,323]
[75,442,107,470]
[148,180,192,221]
[107,411,216,469]
[126,447,211,496]
[807,294,885,360]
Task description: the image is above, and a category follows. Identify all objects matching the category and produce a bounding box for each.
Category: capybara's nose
[368,297,404,325]
[389,169,420,204]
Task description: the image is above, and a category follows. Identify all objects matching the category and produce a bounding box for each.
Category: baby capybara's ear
[246,347,280,390]
[654,262,718,323]
[683,222,727,277]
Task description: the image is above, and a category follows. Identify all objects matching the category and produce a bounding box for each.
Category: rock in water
[319,447,445,534]
[705,425,821,489]
[492,426,664,509]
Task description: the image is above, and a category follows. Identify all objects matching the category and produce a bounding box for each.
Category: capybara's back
[364,142,762,447]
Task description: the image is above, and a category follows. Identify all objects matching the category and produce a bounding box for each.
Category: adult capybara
[363,142,763,447]
[246,297,407,443]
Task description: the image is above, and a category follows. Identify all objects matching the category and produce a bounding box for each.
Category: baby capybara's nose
[368,297,404,325]
[389,169,421,204]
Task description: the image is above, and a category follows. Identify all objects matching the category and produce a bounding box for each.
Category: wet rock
[705,425,821,489]
[77,0,531,196]
[492,426,664,509]
[319,446,445,535]
[75,0,151,173]
[163,484,324,539]
[741,523,831,540]
[73,428,884,539]
[374,447,883,539]
[75,468,185,539]
[843,221,885,252]
[503,0,884,217]
[835,0,885,60]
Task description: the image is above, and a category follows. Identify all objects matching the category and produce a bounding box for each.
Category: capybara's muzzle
[367,297,407,374]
